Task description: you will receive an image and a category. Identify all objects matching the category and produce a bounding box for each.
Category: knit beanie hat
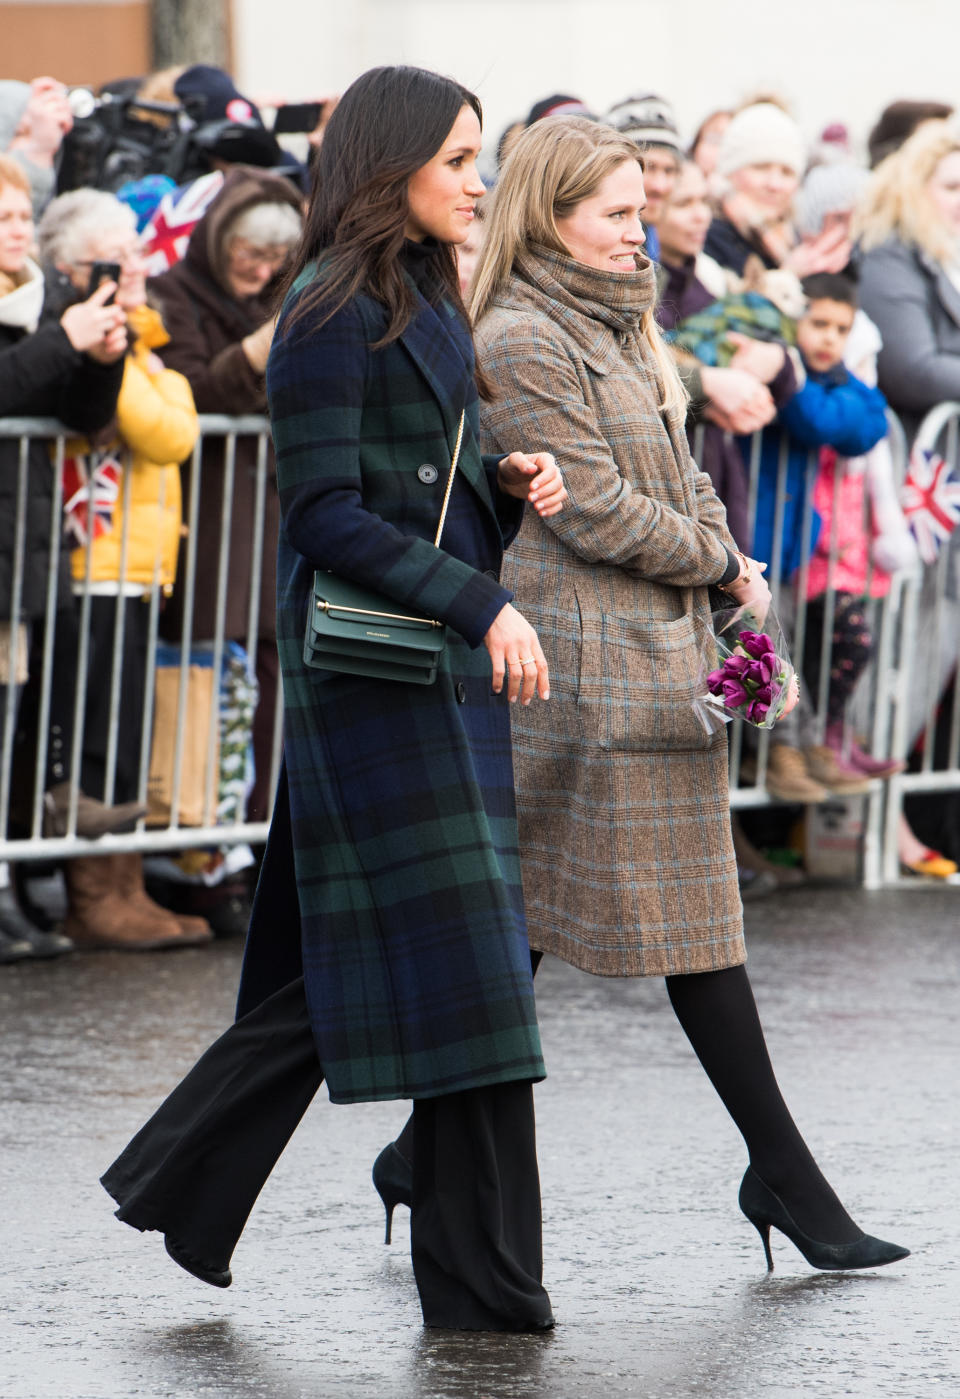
[526,94,595,126]
[606,93,681,153]
[716,103,806,178]
[174,65,283,167]
[116,173,177,231]
[0,81,31,152]
[794,162,869,238]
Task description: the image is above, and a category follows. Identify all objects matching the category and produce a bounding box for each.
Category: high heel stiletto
[738,1166,910,1272]
[372,1143,413,1244]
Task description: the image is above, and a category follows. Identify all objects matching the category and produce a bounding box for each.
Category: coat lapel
[398,296,496,517]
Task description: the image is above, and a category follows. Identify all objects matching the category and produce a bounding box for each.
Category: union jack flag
[900,446,960,565]
[62,451,122,548]
[142,170,225,276]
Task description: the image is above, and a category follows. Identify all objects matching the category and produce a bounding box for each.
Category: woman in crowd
[466,116,905,1274]
[36,187,211,950]
[705,102,849,279]
[856,119,960,869]
[655,156,798,549]
[150,167,302,827]
[0,155,132,963]
[146,166,302,931]
[101,64,566,1333]
[689,108,732,187]
[856,120,960,436]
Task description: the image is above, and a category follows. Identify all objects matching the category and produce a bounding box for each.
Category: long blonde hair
[469,116,687,416]
[854,119,960,262]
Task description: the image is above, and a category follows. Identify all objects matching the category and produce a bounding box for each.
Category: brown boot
[803,745,873,797]
[112,852,213,946]
[63,855,209,951]
[43,783,147,839]
[763,744,830,804]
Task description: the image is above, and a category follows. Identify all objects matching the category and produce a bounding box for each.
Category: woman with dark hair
[99,65,564,1333]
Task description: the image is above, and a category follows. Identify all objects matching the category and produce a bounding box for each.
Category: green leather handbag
[303,413,465,685]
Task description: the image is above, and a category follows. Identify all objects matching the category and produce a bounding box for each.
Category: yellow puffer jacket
[68,305,199,593]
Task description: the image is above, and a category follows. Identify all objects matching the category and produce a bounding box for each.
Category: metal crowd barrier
[0,415,280,862]
[879,401,960,886]
[1,408,959,886]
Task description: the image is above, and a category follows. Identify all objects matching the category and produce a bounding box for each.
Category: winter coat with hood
[0,258,123,618]
[149,166,302,642]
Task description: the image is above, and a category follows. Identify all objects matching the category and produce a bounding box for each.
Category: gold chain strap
[432,411,466,549]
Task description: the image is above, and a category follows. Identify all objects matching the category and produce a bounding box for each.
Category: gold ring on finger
[518,657,535,666]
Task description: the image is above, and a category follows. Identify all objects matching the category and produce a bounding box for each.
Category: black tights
[665,964,858,1241]
[395,958,859,1244]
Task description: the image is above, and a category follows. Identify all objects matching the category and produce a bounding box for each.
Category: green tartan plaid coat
[236,266,546,1104]
[476,246,746,978]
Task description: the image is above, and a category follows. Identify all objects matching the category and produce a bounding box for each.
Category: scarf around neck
[514,242,656,332]
[0,258,44,333]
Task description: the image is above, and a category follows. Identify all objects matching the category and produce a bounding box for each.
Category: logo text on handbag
[366,631,390,638]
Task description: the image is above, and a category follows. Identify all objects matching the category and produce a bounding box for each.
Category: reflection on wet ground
[2,885,956,1397]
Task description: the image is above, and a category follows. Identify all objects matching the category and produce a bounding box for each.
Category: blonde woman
[468,116,907,1274]
[857,120,960,873]
[375,117,908,1275]
[856,119,960,436]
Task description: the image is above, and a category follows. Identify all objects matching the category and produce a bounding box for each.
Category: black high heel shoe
[372,1143,413,1245]
[164,1234,232,1288]
[738,1166,910,1272]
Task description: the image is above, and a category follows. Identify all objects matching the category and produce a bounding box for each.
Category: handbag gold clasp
[317,599,441,627]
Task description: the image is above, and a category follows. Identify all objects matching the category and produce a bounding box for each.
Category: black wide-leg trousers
[100,975,552,1331]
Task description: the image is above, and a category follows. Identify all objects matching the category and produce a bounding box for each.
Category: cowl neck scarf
[514,243,656,332]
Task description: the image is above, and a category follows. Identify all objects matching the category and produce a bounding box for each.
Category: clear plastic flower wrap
[694,601,799,734]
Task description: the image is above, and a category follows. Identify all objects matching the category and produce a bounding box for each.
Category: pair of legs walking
[386,958,904,1270]
[100,973,553,1331]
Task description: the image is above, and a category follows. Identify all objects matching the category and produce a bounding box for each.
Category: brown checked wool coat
[476,246,746,977]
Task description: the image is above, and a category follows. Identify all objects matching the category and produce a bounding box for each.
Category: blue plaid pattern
[237,272,544,1103]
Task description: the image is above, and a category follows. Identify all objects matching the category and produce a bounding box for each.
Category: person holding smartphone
[35,186,212,951]
[0,155,130,962]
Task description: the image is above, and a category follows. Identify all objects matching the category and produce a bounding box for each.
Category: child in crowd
[746,271,890,800]
[798,272,915,780]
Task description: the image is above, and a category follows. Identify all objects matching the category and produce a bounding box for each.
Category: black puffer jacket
[0,266,124,618]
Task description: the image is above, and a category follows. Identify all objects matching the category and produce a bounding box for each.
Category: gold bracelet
[720,551,751,592]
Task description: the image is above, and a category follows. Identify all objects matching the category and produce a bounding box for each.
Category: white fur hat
[0,81,30,152]
[716,103,806,178]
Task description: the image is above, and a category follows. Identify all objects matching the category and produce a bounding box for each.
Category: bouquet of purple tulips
[696,605,798,733]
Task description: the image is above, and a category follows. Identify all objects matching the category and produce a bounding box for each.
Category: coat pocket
[579,609,713,753]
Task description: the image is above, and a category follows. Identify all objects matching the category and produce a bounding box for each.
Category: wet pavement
[1,883,958,1398]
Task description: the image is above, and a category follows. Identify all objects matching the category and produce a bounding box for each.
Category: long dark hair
[280,66,481,345]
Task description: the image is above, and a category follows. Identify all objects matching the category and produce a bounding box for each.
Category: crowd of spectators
[2,61,960,962]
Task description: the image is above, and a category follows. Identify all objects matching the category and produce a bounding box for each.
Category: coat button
[483,569,498,580]
[418,463,439,485]
[455,682,466,704]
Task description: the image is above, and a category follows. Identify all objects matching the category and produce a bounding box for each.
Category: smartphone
[87,261,121,301]
[272,101,324,135]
